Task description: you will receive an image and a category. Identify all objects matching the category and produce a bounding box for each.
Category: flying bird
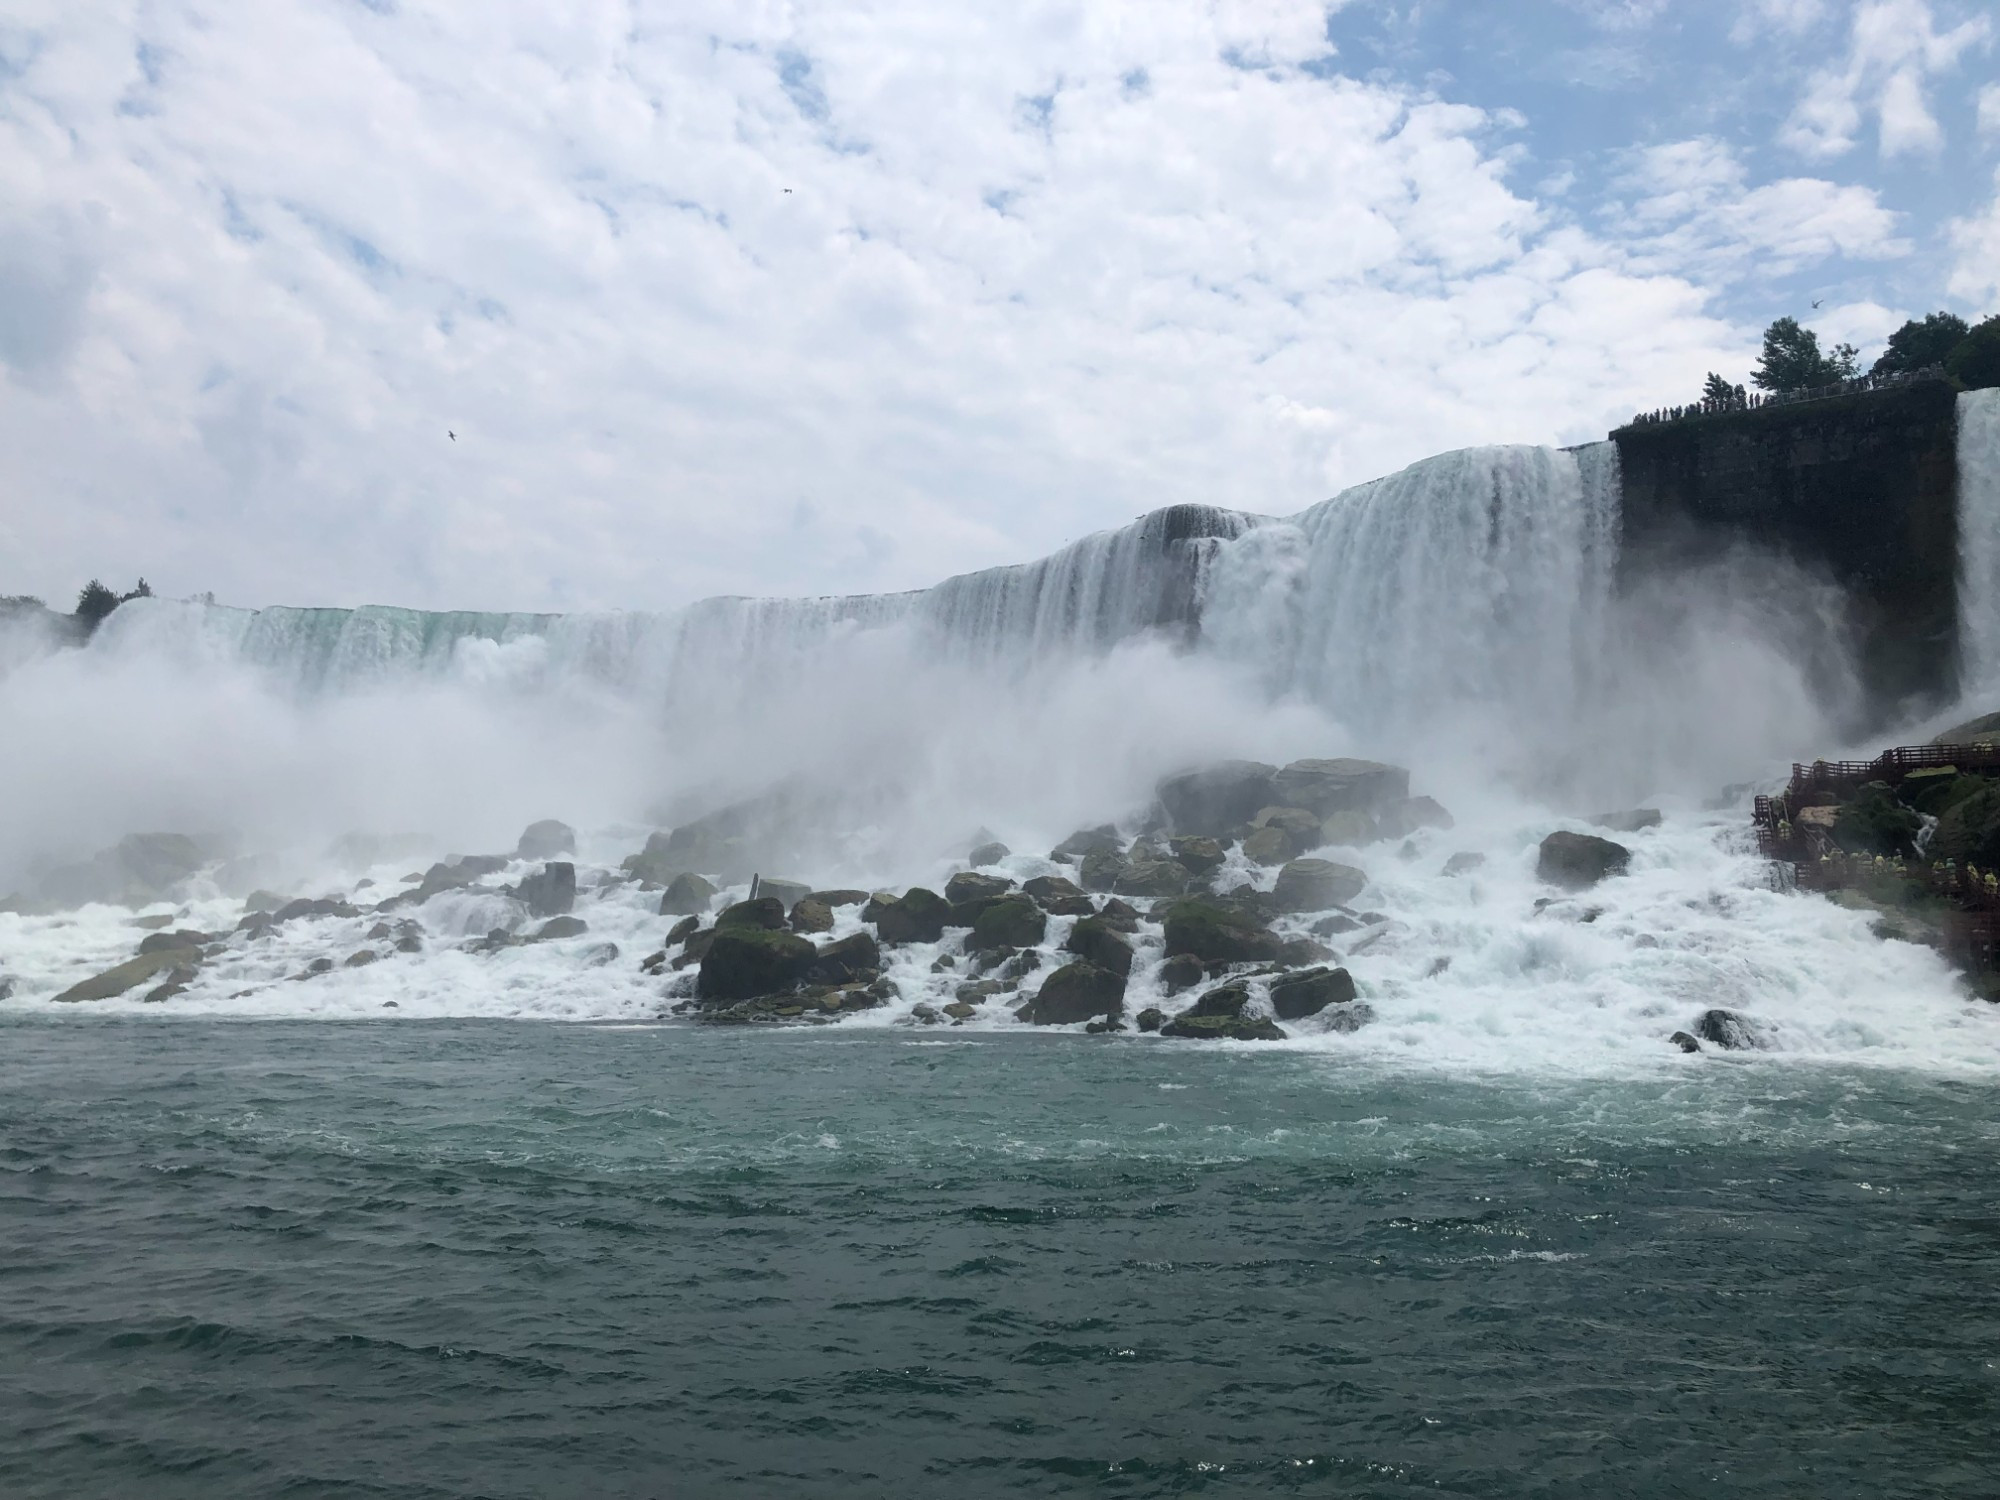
[783,188,793,194]
[448,430,456,441]
[1811,299,1823,309]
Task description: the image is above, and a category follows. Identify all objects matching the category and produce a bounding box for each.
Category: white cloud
[0,1,1754,612]
[1979,82,2000,138]
[1949,169,2000,305]
[1612,137,1907,278]
[1780,0,1991,159]
[1733,0,1832,38]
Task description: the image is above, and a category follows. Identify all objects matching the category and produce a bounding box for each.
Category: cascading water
[1955,388,2000,696]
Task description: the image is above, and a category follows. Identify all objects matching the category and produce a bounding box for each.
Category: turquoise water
[3,1019,1997,1497]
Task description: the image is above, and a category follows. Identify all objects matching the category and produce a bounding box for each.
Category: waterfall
[1956,388,2000,696]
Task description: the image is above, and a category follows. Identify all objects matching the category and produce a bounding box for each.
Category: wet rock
[968,896,1047,953]
[954,980,1006,1004]
[1023,874,1094,915]
[402,855,509,904]
[666,915,701,945]
[1078,848,1127,893]
[1239,826,1292,866]
[36,831,208,910]
[53,949,202,1002]
[1083,1018,1125,1035]
[1670,1030,1703,1053]
[275,897,360,924]
[1309,911,1364,937]
[1156,761,1278,837]
[1135,1007,1164,1033]
[641,948,668,975]
[717,896,787,931]
[304,957,335,976]
[1832,783,1925,858]
[1182,980,1251,1018]
[673,928,719,970]
[998,949,1044,986]
[1537,831,1631,890]
[1160,1012,1287,1042]
[1592,809,1662,835]
[789,897,834,934]
[1268,966,1357,1020]
[1158,953,1205,995]
[968,841,1011,867]
[1317,810,1378,847]
[909,1004,942,1025]
[810,931,881,985]
[516,819,577,860]
[698,928,817,1001]
[1442,852,1487,877]
[1693,1008,1771,1051]
[1050,825,1124,864]
[1096,897,1142,933]
[137,929,208,957]
[660,872,719,917]
[1272,858,1367,913]
[513,862,577,918]
[533,915,589,941]
[243,889,288,914]
[1253,805,1323,847]
[1276,936,1336,968]
[943,1001,978,1021]
[142,966,197,1003]
[863,888,950,945]
[809,889,872,909]
[930,954,958,973]
[945,871,1015,906]
[394,935,422,955]
[345,949,379,967]
[1271,759,1409,818]
[1114,843,1191,899]
[580,942,620,967]
[1160,900,1285,965]
[1064,917,1135,978]
[1378,795,1454,838]
[1168,835,1226,875]
[1025,961,1127,1024]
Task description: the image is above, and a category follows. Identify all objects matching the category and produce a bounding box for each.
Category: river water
[4,1019,1996,1498]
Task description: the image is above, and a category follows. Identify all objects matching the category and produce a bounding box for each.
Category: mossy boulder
[863,888,950,944]
[1078,849,1127,893]
[810,931,881,985]
[944,871,1014,906]
[1159,900,1285,965]
[1156,761,1278,836]
[1931,783,2000,869]
[789,898,834,934]
[1158,953,1205,994]
[697,928,816,1000]
[1182,980,1251,1018]
[54,949,201,1002]
[1168,835,1226,875]
[1025,961,1127,1024]
[1901,770,1988,819]
[716,896,787,931]
[1113,844,1191,899]
[1063,917,1134,977]
[1023,874,1094,915]
[660,872,719,917]
[1272,858,1367,912]
[1268,966,1357,1020]
[1050,825,1123,863]
[1239,827,1292,866]
[1830,782,1922,857]
[968,896,1047,952]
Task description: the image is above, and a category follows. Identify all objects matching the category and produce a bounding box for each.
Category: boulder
[243,889,288,914]
[789,898,834,934]
[1114,844,1190,899]
[37,832,209,910]
[1271,858,1368,913]
[752,876,813,911]
[1025,962,1127,1024]
[1276,936,1336,967]
[943,1001,978,1021]
[945,871,1015,906]
[1693,1008,1771,1051]
[1669,1030,1702,1054]
[1023,874,1094,914]
[673,928,719,969]
[1592,809,1662,834]
[137,930,208,957]
[1442,852,1486,877]
[1270,759,1409,818]
[811,931,881,985]
[1050,825,1123,863]
[698,928,817,1000]
[1078,849,1127,893]
[1378,796,1454,838]
[1064,917,1134,978]
[863,888,950,945]
[968,896,1047,952]
[512,862,576,918]
[1240,827,1292,866]
[666,915,701,944]
[1096,897,1142,933]
[1182,980,1251,1018]
[1159,900,1285,965]
[1317,810,1378,847]
[1168,836,1226,875]
[533,915,589,941]
[659,872,718,917]
[54,949,199,1002]
[809,889,871,908]
[1310,911,1365,936]
[1831,783,1923,858]
[1536,832,1631,890]
[274,897,361,924]
[968,841,1011,867]
[516,819,577,860]
[1268,966,1357,1020]
[1160,1012,1287,1041]
[1158,953,1205,995]
[717,896,788,931]
[1156,761,1278,836]
[1253,805,1323,845]
[1135,1007,1164,1033]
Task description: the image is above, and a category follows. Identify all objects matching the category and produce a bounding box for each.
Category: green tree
[1751,317,1857,392]
[1701,371,1737,405]
[1872,311,1970,376]
[74,579,119,625]
[1946,315,2000,391]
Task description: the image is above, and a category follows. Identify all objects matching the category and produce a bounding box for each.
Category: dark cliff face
[1613,381,1960,725]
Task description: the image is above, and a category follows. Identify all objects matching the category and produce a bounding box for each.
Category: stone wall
[1612,378,1961,723]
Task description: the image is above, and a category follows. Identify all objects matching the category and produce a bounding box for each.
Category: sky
[1,0,1995,614]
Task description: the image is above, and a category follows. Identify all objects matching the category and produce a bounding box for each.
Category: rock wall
[1612,379,1960,722]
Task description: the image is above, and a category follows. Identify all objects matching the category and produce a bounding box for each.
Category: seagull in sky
[448,430,456,441]
[1811,299,1823,309]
